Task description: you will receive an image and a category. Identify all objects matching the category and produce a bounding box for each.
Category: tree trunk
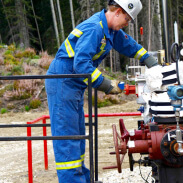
[15,0,30,48]
[148,0,151,51]
[96,0,101,12]
[69,0,75,29]
[86,0,91,18]
[56,0,65,41]
[157,0,163,50]
[50,0,60,48]
[1,0,15,43]
[30,0,43,51]
[177,0,179,26]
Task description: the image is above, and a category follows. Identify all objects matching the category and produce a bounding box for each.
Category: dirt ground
[0,97,142,183]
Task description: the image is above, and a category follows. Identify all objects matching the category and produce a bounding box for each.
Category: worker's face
[112,8,132,30]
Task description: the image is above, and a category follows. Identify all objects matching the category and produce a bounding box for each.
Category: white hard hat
[113,0,142,20]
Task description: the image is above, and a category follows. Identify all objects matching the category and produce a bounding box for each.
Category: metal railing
[0,74,95,183]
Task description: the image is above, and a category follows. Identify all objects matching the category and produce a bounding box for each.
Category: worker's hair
[107,5,126,14]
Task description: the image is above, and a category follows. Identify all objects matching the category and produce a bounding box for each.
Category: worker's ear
[115,8,122,17]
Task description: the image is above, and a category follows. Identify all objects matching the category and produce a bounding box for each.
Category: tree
[15,0,30,48]
[56,0,65,41]
[69,0,75,29]
[30,0,43,51]
[50,0,60,48]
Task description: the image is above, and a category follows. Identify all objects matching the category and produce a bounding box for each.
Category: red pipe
[43,118,48,170]
[84,112,141,117]
[29,113,141,121]
[27,122,33,183]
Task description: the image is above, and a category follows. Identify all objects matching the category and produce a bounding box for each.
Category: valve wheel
[112,124,126,173]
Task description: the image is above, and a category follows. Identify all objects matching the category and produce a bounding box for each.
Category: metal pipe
[94,89,99,181]
[162,0,170,63]
[88,75,94,183]
[85,112,141,117]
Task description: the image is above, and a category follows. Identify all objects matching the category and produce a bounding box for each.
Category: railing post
[43,117,48,170]
[27,122,33,183]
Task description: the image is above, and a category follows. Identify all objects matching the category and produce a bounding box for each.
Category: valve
[112,124,127,173]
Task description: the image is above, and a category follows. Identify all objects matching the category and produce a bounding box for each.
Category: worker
[45,0,157,182]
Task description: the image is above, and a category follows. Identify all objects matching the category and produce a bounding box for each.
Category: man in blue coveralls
[45,0,158,182]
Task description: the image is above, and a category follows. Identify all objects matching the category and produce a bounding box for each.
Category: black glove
[97,77,122,94]
[143,55,158,68]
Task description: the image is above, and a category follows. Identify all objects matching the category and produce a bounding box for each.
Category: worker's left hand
[108,80,122,94]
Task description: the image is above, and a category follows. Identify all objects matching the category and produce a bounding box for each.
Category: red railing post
[43,117,48,170]
[27,122,33,183]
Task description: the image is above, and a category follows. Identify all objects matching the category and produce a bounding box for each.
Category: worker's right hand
[97,77,122,94]
[143,55,158,68]
[108,80,122,94]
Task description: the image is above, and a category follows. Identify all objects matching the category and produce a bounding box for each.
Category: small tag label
[101,39,106,44]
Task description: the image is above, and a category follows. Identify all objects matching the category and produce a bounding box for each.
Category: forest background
[0,0,183,72]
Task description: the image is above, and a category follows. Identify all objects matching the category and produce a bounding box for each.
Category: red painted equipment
[140,27,143,35]
[124,84,136,95]
[104,118,183,181]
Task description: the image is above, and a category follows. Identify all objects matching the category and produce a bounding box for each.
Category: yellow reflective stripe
[92,50,105,61]
[99,21,103,28]
[93,33,106,61]
[134,48,147,60]
[65,38,75,57]
[71,28,83,38]
[92,69,102,83]
[56,158,83,170]
[80,154,85,161]
[83,69,102,85]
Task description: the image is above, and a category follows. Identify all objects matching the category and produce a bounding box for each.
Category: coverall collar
[101,9,113,40]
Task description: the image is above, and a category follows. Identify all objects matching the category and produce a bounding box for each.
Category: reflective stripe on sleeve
[65,38,75,57]
[71,28,83,38]
[134,48,147,60]
[92,50,105,61]
[83,68,102,85]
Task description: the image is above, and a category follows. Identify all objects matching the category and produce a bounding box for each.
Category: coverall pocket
[45,78,57,95]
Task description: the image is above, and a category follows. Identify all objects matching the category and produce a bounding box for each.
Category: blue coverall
[45,9,150,183]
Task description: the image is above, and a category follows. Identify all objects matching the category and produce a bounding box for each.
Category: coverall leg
[45,59,90,183]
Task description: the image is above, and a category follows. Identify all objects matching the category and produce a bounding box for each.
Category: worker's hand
[108,80,122,94]
[143,55,158,68]
[97,77,122,94]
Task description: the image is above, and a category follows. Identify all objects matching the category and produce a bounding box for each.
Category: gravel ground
[0,100,155,183]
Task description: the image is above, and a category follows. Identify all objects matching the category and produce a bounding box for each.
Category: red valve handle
[112,124,127,173]
[119,119,130,143]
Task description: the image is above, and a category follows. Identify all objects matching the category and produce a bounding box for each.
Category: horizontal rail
[0,113,141,128]
[0,135,89,141]
[0,124,50,128]
[0,74,90,80]
[85,112,141,117]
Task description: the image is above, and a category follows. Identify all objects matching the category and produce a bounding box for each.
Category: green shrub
[92,96,112,108]
[8,44,16,52]
[30,99,41,109]
[12,65,24,75]
[4,54,19,65]
[25,105,30,111]
[14,51,24,58]
[4,50,12,55]
[33,55,40,59]
[1,108,7,114]
[23,48,36,58]
[7,103,15,110]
